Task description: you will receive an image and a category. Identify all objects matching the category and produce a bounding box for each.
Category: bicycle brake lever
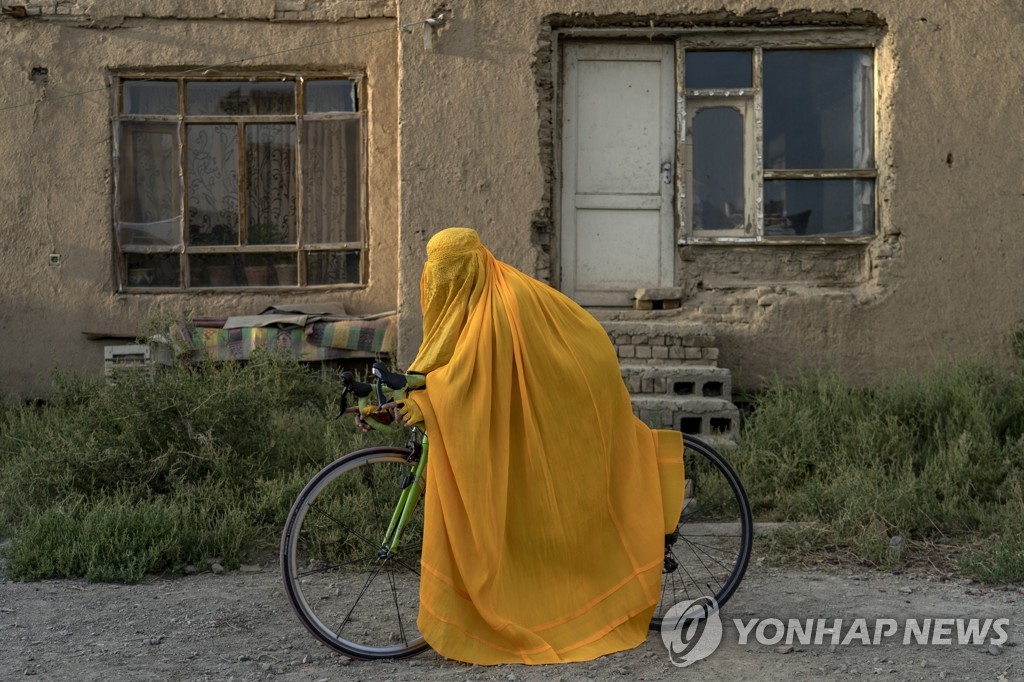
[334,386,350,420]
[374,379,388,412]
[371,362,407,412]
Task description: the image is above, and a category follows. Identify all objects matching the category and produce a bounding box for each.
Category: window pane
[125,253,180,288]
[187,124,239,245]
[122,81,178,115]
[685,51,752,89]
[306,79,357,113]
[246,124,296,244]
[117,122,181,225]
[307,251,360,285]
[692,106,745,231]
[764,49,874,169]
[187,81,295,116]
[764,179,874,236]
[302,118,361,244]
[190,254,243,288]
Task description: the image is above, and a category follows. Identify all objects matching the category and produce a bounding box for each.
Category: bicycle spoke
[337,561,386,634]
[651,439,752,629]
[683,539,726,593]
[388,554,421,577]
[385,562,409,646]
[365,466,387,543]
[307,502,382,553]
[282,449,428,659]
[295,557,371,578]
[673,556,707,598]
[678,536,744,556]
[679,537,738,575]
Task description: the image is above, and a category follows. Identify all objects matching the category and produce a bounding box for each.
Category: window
[681,43,875,242]
[113,73,365,289]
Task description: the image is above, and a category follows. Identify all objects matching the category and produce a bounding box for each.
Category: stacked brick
[605,320,740,443]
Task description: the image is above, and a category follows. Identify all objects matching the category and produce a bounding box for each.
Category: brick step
[620,363,732,401]
[630,395,740,441]
[601,321,719,366]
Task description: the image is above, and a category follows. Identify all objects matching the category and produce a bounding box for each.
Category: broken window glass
[306,79,357,113]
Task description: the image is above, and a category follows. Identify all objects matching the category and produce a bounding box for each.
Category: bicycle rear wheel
[280,447,428,660]
[650,434,753,629]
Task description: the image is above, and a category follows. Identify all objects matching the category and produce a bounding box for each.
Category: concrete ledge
[620,363,732,399]
[630,395,740,438]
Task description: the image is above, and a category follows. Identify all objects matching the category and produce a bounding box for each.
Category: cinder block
[104,344,154,384]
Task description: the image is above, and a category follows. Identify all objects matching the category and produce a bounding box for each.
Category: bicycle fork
[379,431,428,557]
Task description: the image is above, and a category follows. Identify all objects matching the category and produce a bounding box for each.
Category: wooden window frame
[111,70,368,292]
[676,31,880,245]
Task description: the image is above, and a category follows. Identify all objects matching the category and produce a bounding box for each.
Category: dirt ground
[2,552,1021,682]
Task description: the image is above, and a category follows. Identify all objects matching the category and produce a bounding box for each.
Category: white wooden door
[560,42,676,306]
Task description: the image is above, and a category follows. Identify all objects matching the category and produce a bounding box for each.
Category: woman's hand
[380,398,424,427]
[353,405,395,432]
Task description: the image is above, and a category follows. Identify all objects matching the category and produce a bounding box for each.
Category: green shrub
[0,351,403,582]
[733,363,1024,582]
[5,351,1024,584]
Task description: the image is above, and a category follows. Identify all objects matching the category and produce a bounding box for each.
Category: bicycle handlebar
[372,362,408,390]
[336,364,426,423]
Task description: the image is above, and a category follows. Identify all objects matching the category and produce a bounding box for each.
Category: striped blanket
[182,315,396,362]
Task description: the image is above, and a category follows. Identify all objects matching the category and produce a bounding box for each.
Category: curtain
[187,124,239,245]
[116,121,182,248]
[302,118,360,244]
[246,124,296,243]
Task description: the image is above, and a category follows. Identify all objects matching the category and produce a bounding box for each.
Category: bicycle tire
[649,434,753,629]
[280,446,429,660]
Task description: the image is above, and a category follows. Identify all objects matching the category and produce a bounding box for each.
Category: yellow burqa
[408,228,683,665]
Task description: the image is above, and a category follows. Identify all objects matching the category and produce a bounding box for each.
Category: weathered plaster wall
[0,4,398,396]
[395,0,1024,390]
[4,0,1024,397]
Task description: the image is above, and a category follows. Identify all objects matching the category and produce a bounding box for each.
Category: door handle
[661,161,672,185]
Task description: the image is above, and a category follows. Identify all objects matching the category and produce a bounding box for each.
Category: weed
[734,363,1024,582]
[0,352,404,582]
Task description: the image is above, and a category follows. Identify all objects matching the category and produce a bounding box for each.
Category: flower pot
[208,264,235,287]
[274,263,297,286]
[244,265,271,286]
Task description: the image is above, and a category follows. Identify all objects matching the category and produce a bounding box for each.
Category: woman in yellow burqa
[397,227,684,665]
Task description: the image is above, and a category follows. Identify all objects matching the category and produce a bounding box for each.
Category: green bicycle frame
[381,431,427,554]
[354,377,428,555]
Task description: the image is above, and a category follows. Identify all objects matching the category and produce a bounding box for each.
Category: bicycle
[280,362,753,660]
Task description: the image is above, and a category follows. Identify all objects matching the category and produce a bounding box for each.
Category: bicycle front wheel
[650,434,753,628]
[280,447,428,660]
